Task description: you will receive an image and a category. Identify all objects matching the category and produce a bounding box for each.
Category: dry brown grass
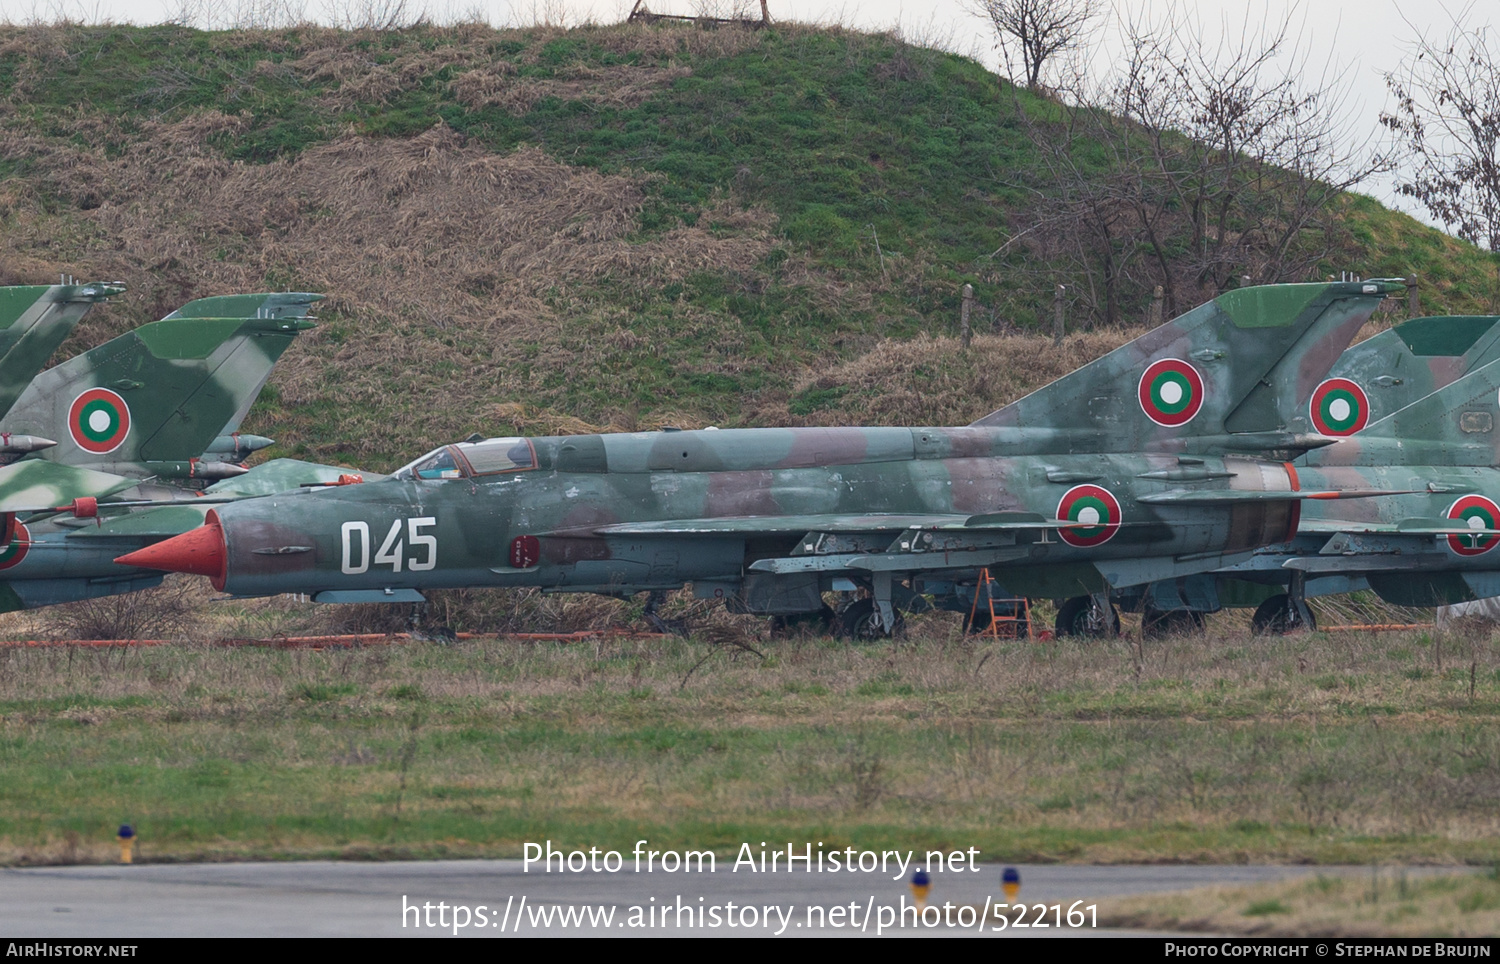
[449,63,693,114]
[750,329,1141,426]
[0,110,778,456]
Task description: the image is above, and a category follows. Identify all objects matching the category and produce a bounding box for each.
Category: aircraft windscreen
[394,447,465,481]
[455,438,535,475]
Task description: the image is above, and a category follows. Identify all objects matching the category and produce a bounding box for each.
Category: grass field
[2,597,1498,869]
[1099,868,1500,937]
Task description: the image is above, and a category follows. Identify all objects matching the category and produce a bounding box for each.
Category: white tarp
[1437,596,1500,628]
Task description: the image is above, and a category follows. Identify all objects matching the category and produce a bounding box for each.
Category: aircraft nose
[115,511,226,589]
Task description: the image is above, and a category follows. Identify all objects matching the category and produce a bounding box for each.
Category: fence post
[1408,273,1419,315]
[1053,284,1065,346]
[960,284,973,348]
[1149,285,1163,327]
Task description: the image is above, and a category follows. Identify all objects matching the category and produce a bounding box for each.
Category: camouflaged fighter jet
[0,281,125,451]
[0,292,320,483]
[0,295,342,611]
[1108,313,1500,635]
[113,282,1414,636]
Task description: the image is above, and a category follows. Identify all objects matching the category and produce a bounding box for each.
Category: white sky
[0,0,1489,225]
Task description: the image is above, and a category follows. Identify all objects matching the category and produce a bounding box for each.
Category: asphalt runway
[0,859,1438,937]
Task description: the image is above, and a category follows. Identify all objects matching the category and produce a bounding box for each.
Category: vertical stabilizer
[970,281,1404,453]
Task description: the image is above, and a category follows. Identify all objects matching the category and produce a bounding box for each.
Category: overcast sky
[0,0,1489,228]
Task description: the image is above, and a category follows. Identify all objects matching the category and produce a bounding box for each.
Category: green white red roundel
[1309,378,1369,436]
[0,522,31,571]
[1138,359,1205,426]
[68,388,131,454]
[1057,484,1122,548]
[1446,495,1500,556]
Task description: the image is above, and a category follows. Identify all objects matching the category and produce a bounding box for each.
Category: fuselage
[151,427,1315,607]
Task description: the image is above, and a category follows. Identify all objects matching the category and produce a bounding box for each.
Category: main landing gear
[1250,572,1317,636]
[1054,594,1120,638]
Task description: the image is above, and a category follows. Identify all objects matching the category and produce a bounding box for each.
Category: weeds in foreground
[0,604,1496,865]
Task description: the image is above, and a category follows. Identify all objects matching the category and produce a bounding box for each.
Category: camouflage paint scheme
[0,294,319,480]
[118,282,1412,633]
[0,293,343,612]
[0,459,376,613]
[971,281,1404,455]
[0,282,124,428]
[1119,313,1500,629]
[1210,357,1500,614]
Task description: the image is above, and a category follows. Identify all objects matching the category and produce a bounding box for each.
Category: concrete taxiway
[0,860,1436,937]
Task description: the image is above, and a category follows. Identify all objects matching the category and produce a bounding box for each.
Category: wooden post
[960,284,973,348]
[1149,285,1163,327]
[1053,284,1065,346]
[1408,273,1419,315]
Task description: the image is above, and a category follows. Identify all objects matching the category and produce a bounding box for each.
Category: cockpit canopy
[393,437,536,481]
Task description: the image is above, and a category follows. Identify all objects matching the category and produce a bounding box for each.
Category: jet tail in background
[1318,315,1500,432]
[969,281,1405,453]
[162,292,322,321]
[0,313,316,476]
[0,282,125,422]
[1311,354,1500,468]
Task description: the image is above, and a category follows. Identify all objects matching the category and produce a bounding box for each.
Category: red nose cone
[115,511,226,590]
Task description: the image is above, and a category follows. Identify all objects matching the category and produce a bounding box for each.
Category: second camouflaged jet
[0,294,339,611]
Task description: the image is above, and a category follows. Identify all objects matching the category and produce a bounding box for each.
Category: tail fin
[969,281,1404,453]
[1313,355,1500,468]
[0,282,125,421]
[162,292,322,321]
[0,314,314,475]
[1320,315,1500,433]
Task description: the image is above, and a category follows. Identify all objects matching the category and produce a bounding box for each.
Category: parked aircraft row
[80,276,1500,639]
[5,276,1498,639]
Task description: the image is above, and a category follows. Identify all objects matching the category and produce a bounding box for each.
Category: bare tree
[1003,5,1386,326]
[1382,9,1500,300]
[970,0,1099,91]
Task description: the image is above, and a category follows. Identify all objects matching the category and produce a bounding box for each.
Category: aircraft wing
[589,512,1095,536]
[1136,488,1412,506]
[203,458,384,497]
[0,458,377,548]
[593,514,963,535]
[65,504,212,542]
[1296,518,1500,537]
[0,459,139,514]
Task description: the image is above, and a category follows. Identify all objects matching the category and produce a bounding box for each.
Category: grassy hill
[0,20,1496,470]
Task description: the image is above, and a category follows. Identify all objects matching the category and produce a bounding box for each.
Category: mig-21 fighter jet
[115,282,1420,636]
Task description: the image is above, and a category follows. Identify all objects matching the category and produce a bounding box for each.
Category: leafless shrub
[321,0,425,31]
[1383,9,1500,306]
[966,0,1099,91]
[1008,2,1387,325]
[38,576,208,642]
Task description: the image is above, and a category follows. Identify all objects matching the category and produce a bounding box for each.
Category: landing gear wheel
[1141,608,1206,639]
[1251,594,1316,636]
[769,605,837,638]
[835,599,906,640]
[1055,595,1119,638]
